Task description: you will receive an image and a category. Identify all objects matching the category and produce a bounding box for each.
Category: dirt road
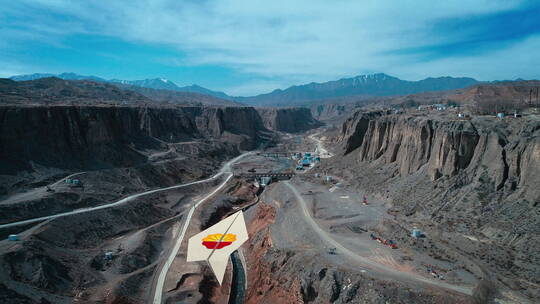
[0,171,86,206]
[308,132,333,158]
[283,181,473,296]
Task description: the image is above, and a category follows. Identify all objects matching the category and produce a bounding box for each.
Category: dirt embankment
[325,110,540,301]
[256,107,322,133]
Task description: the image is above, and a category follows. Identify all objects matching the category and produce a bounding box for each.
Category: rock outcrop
[256,107,322,133]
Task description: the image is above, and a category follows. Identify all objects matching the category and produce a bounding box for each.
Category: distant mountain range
[10,72,485,106]
[10,73,232,101]
[237,73,480,106]
[2,76,242,107]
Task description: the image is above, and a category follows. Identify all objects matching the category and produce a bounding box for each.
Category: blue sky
[1,0,539,96]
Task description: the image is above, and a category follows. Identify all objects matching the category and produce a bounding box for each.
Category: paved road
[0,174,222,229]
[283,181,473,296]
[151,152,252,304]
[0,153,250,230]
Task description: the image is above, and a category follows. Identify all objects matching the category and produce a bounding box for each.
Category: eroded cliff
[325,110,540,301]
[256,107,322,133]
[0,105,270,174]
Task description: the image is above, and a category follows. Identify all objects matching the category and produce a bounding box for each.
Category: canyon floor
[1,111,538,304]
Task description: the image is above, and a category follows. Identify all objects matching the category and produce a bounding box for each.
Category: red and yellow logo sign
[202,233,237,249]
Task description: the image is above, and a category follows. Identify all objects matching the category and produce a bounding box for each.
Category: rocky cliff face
[0,105,270,174]
[340,112,484,180]
[338,112,540,192]
[256,107,322,133]
[330,111,540,300]
[310,103,350,122]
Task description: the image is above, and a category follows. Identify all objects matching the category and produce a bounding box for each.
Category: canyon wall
[0,105,270,174]
[310,103,361,123]
[332,111,540,296]
[339,111,539,193]
[256,107,322,133]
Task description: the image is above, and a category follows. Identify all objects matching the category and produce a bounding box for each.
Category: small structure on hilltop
[434,104,447,111]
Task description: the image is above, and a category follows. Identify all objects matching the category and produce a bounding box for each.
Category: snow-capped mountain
[109,78,179,91]
[9,73,233,100]
[239,73,479,106]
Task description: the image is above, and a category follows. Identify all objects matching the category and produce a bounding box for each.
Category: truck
[370,233,398,249]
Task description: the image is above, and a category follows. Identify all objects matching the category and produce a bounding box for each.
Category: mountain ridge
[16,72,533,107]
[10,73,232,100]
[237,73,480,106]
[0,77,241,107]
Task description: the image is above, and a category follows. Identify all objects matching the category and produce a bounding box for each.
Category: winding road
[151,152,252,304]
[0,153,252,230]
[1,152,252,304]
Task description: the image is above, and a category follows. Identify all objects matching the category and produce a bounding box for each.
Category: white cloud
[1,0,536,94]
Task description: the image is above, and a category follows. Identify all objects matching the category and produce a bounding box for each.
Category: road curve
[152,152,252,304]
[283,181,473,296]
[0,152,252,230]
[0,174,222,229]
